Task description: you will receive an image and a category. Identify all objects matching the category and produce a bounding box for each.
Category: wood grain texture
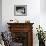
[7,23,34,46]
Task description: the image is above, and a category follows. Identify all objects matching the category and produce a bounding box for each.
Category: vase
[39,40,45,46]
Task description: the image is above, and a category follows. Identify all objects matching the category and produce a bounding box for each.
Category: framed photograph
[14,5,27,16]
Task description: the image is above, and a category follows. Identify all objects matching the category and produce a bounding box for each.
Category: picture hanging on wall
[14,5,27,16]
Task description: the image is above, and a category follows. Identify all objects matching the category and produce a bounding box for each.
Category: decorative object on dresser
[7,23,34,46]
[8,19,19,23]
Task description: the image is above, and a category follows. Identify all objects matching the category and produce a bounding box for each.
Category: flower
[36,25,45,41]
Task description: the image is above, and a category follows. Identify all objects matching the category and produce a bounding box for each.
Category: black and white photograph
[14,5,27,16]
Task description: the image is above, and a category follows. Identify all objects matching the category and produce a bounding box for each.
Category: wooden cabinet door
[7,23,34,46]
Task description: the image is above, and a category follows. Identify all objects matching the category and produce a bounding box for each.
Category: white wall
[0,0,2,32]
[40,0,46,13]
[2,0,40,30]
[2,0,46,46]
[40,0,46,31]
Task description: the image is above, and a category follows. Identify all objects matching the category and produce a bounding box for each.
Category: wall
[40,0,46,13]
[2,0,40,30]
[0,0,2,32]
[2,0,46,46]
[40,0,46,32]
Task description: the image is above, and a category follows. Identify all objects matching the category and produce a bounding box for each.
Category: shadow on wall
[0,0,2,32]
[40,0,46,14]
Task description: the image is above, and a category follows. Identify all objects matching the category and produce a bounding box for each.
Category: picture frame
[14,5,27,16]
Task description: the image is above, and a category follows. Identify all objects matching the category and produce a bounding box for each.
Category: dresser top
[7,23,34,25]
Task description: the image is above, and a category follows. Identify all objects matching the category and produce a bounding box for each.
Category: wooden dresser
[7,23,34,46]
